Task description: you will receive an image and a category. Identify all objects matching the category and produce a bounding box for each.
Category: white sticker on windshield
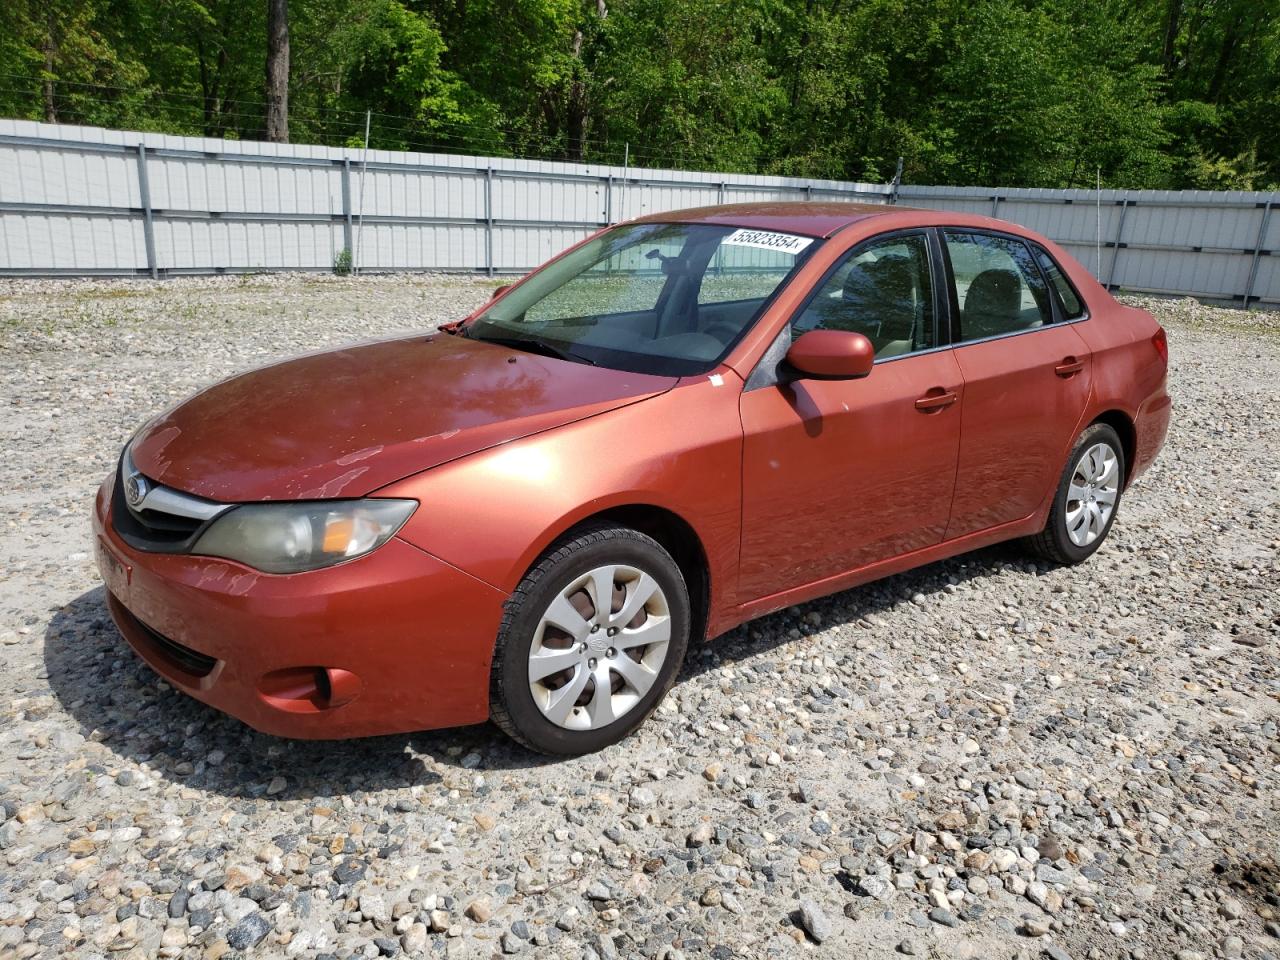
[722,228,813,254]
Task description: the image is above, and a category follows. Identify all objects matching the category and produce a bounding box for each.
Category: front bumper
[92,477,507,739]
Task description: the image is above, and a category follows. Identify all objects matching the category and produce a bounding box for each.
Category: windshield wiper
[469,333,598,366]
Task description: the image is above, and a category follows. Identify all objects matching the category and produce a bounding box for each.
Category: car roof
[631,201,923,238]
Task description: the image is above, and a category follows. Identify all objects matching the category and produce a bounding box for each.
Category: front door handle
[1055,356,1085,378]
[915,389,958,412]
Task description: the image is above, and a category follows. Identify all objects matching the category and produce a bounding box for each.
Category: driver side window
[792,233,936,358]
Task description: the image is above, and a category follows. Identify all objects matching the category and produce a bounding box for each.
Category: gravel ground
[1,274,1278,960]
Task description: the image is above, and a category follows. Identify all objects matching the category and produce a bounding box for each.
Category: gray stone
[1022,916,1051,937]
[223,897,258,924]
[857,875,895,901]
[401,923,427,953]
[500,932,524,954]
[797,899,833,943]
[226,912,270,951]
[360,893,390,926]
[333,859,367,885]
[687,823,713,847]
[629,786,656,809]
[1035,864,1072,886]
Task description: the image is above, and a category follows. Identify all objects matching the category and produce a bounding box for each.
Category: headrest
[964,268,1021,319]
[842,255,918,339]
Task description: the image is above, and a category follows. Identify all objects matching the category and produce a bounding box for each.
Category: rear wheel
[1025,423,1125,565]
[490,525,690,755]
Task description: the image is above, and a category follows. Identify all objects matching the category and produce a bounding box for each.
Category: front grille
[109,594,218,678]
[111,473,202,549]
[110,453,227,553]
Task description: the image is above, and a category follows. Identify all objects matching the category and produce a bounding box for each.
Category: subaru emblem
[124,471,149,509]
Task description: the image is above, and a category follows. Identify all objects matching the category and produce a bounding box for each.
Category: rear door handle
[915,389,958,412]
[1055,356,1085,377]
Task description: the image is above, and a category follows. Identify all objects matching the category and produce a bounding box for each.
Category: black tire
[1025,422,1125,565]
[490,524,690,755]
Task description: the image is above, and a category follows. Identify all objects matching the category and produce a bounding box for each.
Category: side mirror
[491,283,513,299]
[785,330,875,380]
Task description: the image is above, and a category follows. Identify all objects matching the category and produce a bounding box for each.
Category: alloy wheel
[527,564,671,730]
[1065,441,1119,547]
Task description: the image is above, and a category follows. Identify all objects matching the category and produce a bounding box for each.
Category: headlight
[192,499,417,574]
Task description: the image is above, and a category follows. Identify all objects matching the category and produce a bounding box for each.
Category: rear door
[941,230,1093,540]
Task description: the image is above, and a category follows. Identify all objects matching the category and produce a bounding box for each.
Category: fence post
[484,166,495,278]
[134,143,158,279]
[341,158,354,258]
[1243,200,1273,308]
[604,175,613,225]
[991,195,1000,218]
[718,182,726,206]
[1107,196,1130,290]
[889,157,903,204]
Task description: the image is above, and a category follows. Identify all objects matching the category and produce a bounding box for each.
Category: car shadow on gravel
[45,545,1023,798]
[676,543,1023,682]
[43,588,517,800]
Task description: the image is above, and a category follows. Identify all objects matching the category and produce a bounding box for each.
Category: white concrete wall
[1,120,1276,304]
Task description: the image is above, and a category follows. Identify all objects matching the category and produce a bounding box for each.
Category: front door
[737,231,963,603]
[939,230,1093,539]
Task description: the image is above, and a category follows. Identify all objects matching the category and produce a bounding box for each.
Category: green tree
[0,0,150,128]
[0,0,1275,188]
[596,0,785,170]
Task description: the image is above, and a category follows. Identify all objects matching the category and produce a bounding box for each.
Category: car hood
[129,332,675,501]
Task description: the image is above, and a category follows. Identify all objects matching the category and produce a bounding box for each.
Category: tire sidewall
[495,533,690,755]
[1049,424,1125,563]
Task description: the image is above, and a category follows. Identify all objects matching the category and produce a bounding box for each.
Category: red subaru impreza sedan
[94,202,1170,754]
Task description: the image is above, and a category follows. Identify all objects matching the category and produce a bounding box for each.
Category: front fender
[377,373,745,629]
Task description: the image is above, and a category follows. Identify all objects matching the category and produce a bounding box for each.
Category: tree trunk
[42,12,58,124]
[1207,11,1245,104]
[197,36,215,135]
[566,30,587,162]
[791,0,816,111]
[562,0,606,163]
[1161,0,1182,75]
[265,0,290,142]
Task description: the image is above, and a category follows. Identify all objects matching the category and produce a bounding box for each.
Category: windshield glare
[468,222,818,375]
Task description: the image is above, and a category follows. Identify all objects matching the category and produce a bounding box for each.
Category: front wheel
[1025,423,1125,565]
[490,525,690,755]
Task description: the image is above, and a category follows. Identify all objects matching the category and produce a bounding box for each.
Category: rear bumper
[1131,387,1172,484]
[92,477,507,739]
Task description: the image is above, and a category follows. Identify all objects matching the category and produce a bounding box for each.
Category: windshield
[465,222,820,375]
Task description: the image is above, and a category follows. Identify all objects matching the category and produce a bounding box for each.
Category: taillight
[1152,327,1168,363]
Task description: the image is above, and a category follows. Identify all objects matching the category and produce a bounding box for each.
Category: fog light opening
[314,667,332,702]
[258,666,363,714]
[322,668,362,708]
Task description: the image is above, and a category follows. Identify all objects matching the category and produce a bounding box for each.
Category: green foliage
[1,0,1276,188]
[334,247,353,275]
[1183,146,1268,191]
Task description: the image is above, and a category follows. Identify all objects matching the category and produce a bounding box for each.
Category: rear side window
[943,231,1053,341]
[1033,246,1086,319]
